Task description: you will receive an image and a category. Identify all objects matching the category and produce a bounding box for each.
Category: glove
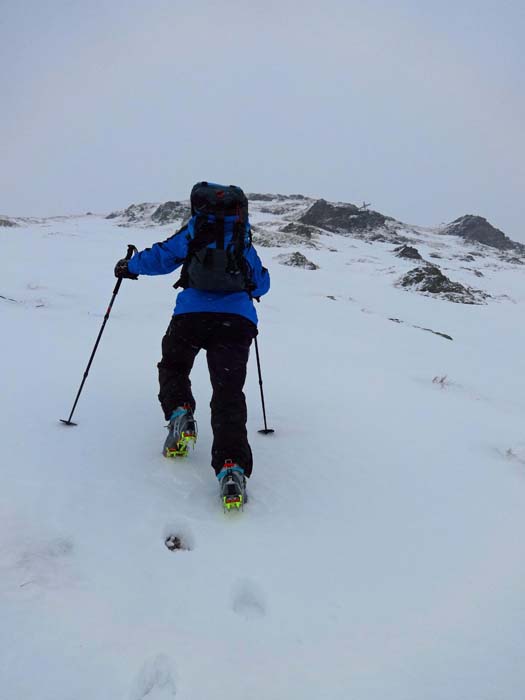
[114,258,138,280]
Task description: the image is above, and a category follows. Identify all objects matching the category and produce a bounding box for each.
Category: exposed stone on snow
[280,221,322,248]
[0,294,19,303]
[151,201,190,224]
[276,251,319,269]
[299,199,388,233]
[388,317,453,340]
[0,217,18,227]
[248,193,309,202]
[394,244,423,260]
[398,264,488,304]
[417,326,453,340]
[105,201,190,226]
[164,534,191,551]
[442,215,524,252]
[251,223,322,249]
[106,202,158,222]
[281,222,320,240]
[250,225,284,248]
[365,229,410,245]
[502,255,524,265]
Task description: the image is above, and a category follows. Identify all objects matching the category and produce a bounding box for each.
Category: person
[114,182,270,509]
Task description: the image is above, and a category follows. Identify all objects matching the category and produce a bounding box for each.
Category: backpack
[175,182,254,294]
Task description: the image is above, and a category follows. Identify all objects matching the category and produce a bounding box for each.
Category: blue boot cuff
[217,465,244,481]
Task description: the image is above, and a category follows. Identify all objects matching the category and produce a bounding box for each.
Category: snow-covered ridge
[106,193,525,252]
[10,193,522,306]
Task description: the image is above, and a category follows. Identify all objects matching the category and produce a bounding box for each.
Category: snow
[2,209,525,699]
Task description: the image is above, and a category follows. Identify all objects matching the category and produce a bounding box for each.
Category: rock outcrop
[443,215,524,252]
[299,199,387,233]
[276,252,319,269]
[280,222,320,241]
[0,217,18,227]
[398,264,488,304]
[151,201,190,224]
[248,193,308,202]
[394,244,422,260]
[106,203,157,222]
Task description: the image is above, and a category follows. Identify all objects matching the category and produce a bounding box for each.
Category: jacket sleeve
[245,245,270,298]
[127,228,190,276]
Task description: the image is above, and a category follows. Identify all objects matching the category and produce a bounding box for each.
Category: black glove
[114,258,138,280]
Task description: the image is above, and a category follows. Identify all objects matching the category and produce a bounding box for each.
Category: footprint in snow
[162,520,195,552]
[130,654,177,700]
[15,536,75,590]
[231,579,267,620]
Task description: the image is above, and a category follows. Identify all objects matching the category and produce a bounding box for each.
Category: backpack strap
[173,219,197,289]
[173,214,254,293]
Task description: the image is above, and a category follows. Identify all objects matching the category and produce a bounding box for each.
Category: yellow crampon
[223,493,244,512]
[164,432,196,458]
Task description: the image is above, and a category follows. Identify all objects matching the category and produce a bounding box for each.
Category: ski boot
[217,460,247,512]
[163,404,197,458]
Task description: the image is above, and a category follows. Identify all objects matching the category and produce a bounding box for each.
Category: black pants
[158,313,257,476]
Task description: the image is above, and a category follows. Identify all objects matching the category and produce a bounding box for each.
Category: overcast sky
[1,0,524,239]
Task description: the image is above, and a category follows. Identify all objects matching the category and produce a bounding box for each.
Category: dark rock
[400,264,464,294]
[388,316,453,340]
[248,193,275,202]
[443,215,524,252]
[281,222,320,240]
[416,326,453,341]
[248,193,308,202]
[151,201,190,224]
[0,217,17,227]
[394,244,423,260]
[259,205,294,215]
[124,203,151,221]
[106,203,154,222]
[277,252,319,269]
[299,199,387,233]
[164,534,191,551]
[398,264,487,304]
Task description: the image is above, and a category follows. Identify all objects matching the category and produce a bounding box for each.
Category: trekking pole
[254,336,274,434]
[60,244,137,427]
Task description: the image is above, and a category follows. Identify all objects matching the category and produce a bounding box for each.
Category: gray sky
[1,0,524,239]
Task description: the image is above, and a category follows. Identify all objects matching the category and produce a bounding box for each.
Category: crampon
[163,431,197,458]
[218,461,247,512]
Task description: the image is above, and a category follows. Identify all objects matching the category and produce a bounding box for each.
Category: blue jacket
[127,217,270,325]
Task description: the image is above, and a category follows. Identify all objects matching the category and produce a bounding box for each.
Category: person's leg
[206,316,257,477]
[157,315,202,420]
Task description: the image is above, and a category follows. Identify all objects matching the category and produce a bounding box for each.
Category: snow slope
[2,204,525,700]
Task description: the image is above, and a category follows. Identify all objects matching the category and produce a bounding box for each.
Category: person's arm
[245,245,270,298]
[127,227,190,276]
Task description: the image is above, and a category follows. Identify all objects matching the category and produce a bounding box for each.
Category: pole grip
[126,244,138,260]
